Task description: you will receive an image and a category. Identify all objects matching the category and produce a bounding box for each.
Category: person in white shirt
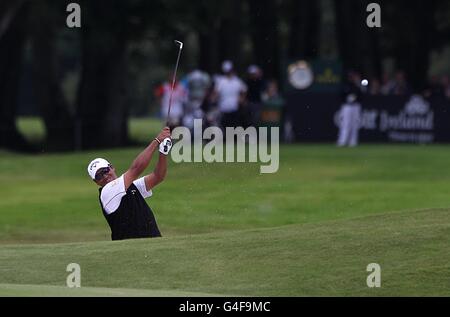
[154,80,188,129]
[211,60,247,129]
[337,94,362,147]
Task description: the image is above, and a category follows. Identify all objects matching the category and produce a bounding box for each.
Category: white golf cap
[222,60,233,73]
[87,158,111,180]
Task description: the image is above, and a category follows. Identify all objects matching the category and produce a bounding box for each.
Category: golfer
[87,127,172,241]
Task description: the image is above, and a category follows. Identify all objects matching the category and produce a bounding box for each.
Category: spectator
[211,60,248,129]
[261,80,284,124]
[380,72,395,95]
[392,71,411,95]
[154,77,188,130]
[186,69,211,104]
[263,80,280,100]
[183,69,211,131]
[245,65,266,127]
[368,78,381,95]
[200,80,220,128]
[337,94,362,147]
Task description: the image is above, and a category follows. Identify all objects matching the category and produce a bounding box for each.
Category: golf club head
[174,40,183,50]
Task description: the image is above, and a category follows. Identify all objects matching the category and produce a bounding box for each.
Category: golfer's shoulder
[100,175,126,200]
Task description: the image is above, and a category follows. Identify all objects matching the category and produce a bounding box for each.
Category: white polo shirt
[100,175,153,215]
[215,76,247,113]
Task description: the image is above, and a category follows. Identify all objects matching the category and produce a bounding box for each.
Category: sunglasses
[95,165,111,181]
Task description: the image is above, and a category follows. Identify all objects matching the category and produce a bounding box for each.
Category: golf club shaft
[166,43,183,127]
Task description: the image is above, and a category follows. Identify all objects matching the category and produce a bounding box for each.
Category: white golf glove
[159,138,172,156]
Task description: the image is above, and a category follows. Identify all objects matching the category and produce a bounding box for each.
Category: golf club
[166,40,184,127]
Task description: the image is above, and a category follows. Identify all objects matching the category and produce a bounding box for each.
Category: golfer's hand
[156,127,171,143]
[156,127,172,156]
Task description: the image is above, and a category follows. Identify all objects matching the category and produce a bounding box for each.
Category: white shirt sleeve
[100,175,127,215]
[133,177,153,199]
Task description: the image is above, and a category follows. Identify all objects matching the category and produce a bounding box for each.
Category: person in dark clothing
[87,127,172,241]
[245,65,266,128]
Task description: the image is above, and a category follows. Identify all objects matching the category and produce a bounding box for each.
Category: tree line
[0,0,449,151]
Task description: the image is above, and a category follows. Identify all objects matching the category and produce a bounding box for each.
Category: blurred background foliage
[0,0,449,151]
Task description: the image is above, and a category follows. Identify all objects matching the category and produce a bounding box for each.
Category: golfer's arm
[144,153,167,191]
[123,140,159,189]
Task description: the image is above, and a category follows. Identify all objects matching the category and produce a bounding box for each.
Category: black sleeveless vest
[99,183,162,241]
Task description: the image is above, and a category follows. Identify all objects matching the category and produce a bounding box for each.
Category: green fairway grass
[0,284,225,297]
[0,209,449,296]
[1,117,450,295]
[2,143,450,243]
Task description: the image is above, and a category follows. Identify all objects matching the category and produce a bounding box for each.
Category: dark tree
[29,0,75,151]
[197,1,222,73]
[189,1,247,74]
[76,0,173,149]
[217,0,246,72]
[288,0,321,61]
[334,0,383,77]
[388,0,436,91]
[75,2,128,149]
[248,0,281,79]
[0,1,31,152]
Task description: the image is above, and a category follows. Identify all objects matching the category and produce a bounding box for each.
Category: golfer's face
[95,166,117,186]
